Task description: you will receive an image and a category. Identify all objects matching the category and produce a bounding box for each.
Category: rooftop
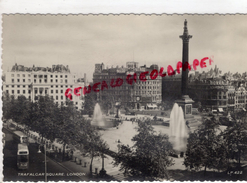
[11,63,70,73]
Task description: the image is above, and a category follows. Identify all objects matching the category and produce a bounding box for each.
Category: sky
[2,14,247,82]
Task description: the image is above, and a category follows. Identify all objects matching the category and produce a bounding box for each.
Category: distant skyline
[2,15,247,82]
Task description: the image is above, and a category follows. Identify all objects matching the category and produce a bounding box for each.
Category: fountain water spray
[169,103,188,152]
[91,103,105,127]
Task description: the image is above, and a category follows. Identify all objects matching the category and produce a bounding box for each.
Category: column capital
[179,19,192,43]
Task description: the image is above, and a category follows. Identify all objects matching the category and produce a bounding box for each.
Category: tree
[84,92,97,117]
[2,92,13,120]
[100,95,114,115]
[12,96,30,124]
[184,116,228,174]
[31,95,57,142]
[223,118,247,167]
[54,100,88,161]
[77,122,108,176]
[113,120,174,180]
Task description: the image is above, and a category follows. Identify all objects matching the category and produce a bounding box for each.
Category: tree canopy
[113,119,174,180]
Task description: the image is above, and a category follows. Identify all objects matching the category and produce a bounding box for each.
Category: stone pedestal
[175,95,194,119]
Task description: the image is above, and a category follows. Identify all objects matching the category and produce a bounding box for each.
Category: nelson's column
[176,19,194,119]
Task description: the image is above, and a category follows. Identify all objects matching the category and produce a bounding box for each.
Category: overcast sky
[2,14,247,82]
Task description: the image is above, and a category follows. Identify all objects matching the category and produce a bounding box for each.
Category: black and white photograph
[1,14,247,181]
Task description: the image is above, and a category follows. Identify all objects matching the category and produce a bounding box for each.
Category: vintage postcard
[1,14,247,181]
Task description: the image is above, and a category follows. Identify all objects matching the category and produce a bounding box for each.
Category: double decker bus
[17,143,29,169]
[13,131,29,145]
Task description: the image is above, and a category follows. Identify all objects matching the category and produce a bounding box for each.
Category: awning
[218,108,224,112]
[243,108,246,111]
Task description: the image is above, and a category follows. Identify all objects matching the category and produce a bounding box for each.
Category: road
[3,127,87,182]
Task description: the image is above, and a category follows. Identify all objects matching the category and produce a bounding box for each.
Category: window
[28,90,31,94]
[34,79,36,83]
[44,75,47,78]
[39,79,42,83]
[60,75,63,78]
[23,74,25,77]
[12,90,14,94]
[17,90,20,94]
[61,96,63,100]
[56,85,58,88]
[56,75,58,78]
[17,79,20,82]
[17,85,20,88]
[28,74,31,77]
[11,74,14,77]
[56,90,58,93]
[56,96,58,100]
[35,90,38,94]
[65,75,67,78]
[65,79,67,83]
[51,90,53,94]
[34,75,37,78]
[39,75,43,78]
[23,85,26,88]
[65,85,68,88]
[61,90,63,93]
[6,85,9,88]
[12,79,14,83]
[60,85,63,88]
[28,79,31,82]
[6,90,9,94]
[17,74,20,77]
[56,79,58,83]
[23,79,25,82]
[60,79,63,83]
[51,79,53,83]
[23,90,25,94]
[44,79,47,83]
[50,75,53,78]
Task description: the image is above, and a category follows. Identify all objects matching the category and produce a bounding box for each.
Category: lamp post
[99,152,107,177]
[38,143,47,182]
[115,102,121,118]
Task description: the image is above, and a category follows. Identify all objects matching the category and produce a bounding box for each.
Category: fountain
[91,103,105,127]
[169,103,188,152]
[91,103,119,128]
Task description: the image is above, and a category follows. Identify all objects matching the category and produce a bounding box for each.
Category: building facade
[235,84,247,110]
[188,78,235,111]
[93,62,162,109]
[162,65,247,111]
[3,64,86,110]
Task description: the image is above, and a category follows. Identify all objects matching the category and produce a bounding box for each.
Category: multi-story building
[188,78,235,112]
[93,62,162,109]
[162,64,247,112]
[235,84,247,110]
[3,63,86,110]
